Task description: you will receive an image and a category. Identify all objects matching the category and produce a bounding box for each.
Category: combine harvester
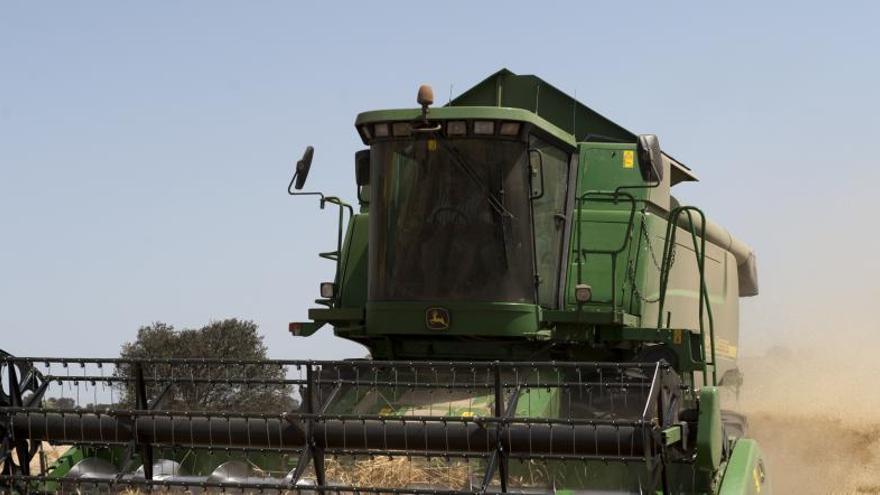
[1,70,768,493]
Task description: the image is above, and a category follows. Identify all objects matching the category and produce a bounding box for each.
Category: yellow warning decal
[623,150,634,168]
[672,329,683,345]
[427,139,437,151]
[753,466,762,493]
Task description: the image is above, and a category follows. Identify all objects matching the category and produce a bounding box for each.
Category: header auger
[1,69,767,494]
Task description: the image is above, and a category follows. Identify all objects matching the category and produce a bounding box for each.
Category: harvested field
[324,457,472,489]
[0,442,69,476]
[748,413,880,494]
[736,346,880,494]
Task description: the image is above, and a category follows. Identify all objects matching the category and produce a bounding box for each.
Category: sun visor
[665,153,698,185]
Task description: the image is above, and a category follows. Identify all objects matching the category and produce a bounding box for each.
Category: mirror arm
[288,187,325,200]
[288,165,325,197]
[356,186,369,206]
[288,189,355,218]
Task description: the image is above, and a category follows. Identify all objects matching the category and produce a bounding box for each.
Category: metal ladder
[656,206,718,386]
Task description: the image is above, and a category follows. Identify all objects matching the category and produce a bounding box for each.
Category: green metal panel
[37,445,88,492]
[365,301,540,337]
[577,143,649,194]
[309,307,363,322]
[338,213,369,308]
[565,209,635,307]
[696,387,724,474]
[513,383,558,418]
[719,439,770,495]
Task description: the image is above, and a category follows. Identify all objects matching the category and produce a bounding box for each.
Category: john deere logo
[426,307,450,330]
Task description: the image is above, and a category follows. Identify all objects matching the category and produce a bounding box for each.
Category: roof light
[473,121,495,135]
[374,123,389,138]
[392,122,411,137]
[446,121,467,136]
[499,122,521,136]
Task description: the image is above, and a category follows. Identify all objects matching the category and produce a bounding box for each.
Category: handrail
[323,197,355,308]
[656,206,717,386]
[288,189,354,308]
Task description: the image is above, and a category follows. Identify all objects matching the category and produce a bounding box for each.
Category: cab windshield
[369,136,534,302]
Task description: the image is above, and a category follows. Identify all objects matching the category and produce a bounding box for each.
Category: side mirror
[293,146,315,190]
[355,149,370,186]
[636,134,664,183]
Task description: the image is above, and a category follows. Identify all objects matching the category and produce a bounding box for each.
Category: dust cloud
[732,336,880,494]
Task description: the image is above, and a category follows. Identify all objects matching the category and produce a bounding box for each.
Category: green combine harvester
[1,69,768,494]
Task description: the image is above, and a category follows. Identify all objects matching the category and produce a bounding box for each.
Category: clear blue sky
[2,2,878,359]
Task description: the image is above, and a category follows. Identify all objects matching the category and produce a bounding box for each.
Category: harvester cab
[293,70,756,370]
[1,69,768,494]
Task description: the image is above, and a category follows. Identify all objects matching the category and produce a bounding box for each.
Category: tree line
[114,319,298,412]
